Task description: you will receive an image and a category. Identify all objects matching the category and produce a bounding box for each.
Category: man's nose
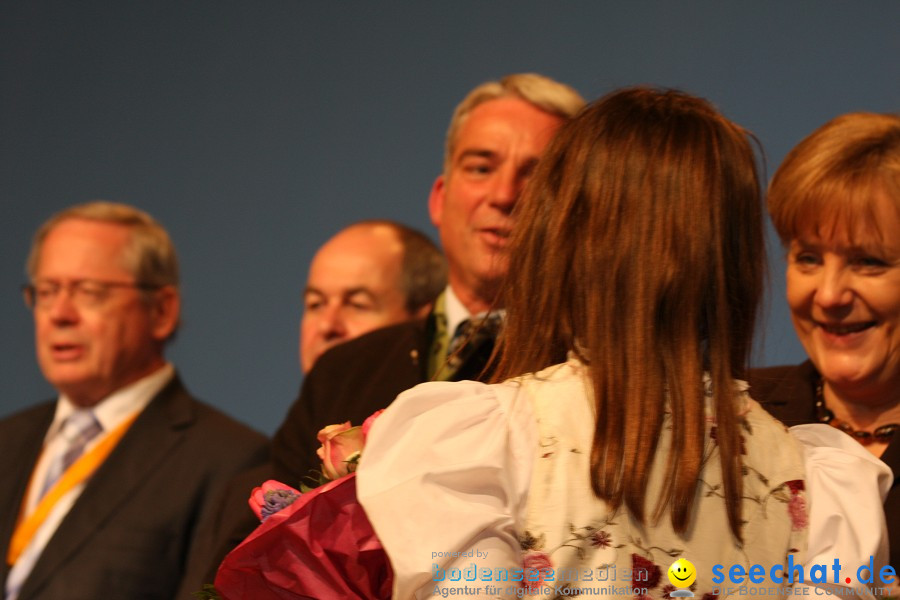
[488,166,522,212]
[318,304,347,339]
[47,288,80,324]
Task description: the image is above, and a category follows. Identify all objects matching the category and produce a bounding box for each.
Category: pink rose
[317,421,353,442]
[317,422,366,480]
[361,409,385,440]
[248,480,301,521]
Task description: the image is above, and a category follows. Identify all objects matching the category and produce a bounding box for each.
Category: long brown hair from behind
[492,87,765,541]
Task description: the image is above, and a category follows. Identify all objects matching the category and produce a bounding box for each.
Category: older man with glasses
[0,201,267,600]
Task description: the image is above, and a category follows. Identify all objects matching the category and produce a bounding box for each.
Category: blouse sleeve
[789,424,893,583]
[357,380,537,600]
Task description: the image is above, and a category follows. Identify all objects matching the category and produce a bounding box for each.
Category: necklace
[814,380,900,445]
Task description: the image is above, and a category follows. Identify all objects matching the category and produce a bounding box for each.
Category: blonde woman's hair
[768,112,900,245]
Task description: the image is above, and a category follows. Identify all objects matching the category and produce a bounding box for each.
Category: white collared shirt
[443,285,505,338]
[443,285,471,344]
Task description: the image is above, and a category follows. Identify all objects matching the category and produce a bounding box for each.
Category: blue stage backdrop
[2,1,898,434]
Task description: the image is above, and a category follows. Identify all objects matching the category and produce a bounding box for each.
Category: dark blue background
[2,1,898,434]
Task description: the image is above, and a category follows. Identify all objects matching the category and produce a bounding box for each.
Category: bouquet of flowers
[213,412,392,600]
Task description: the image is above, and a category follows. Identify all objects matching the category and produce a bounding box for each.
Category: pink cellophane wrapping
[215,473,392,599]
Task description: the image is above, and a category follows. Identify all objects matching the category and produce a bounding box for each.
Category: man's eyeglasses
[22,279,161,310]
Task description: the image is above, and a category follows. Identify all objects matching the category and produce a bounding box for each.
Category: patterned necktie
[39,410,102,500]
[440,312,503,380]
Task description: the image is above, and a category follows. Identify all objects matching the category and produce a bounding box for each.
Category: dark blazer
[272,313,495,485]
[748,362,900,570]
[0,375,268,600]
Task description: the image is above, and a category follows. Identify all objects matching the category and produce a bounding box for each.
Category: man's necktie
[441,312,503,380]
[39,410,102,500]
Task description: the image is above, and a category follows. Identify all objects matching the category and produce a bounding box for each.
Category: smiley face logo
[667,558,697,589]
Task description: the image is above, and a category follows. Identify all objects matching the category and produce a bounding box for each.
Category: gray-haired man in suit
[0,201,266,600]
[273,73,586,481]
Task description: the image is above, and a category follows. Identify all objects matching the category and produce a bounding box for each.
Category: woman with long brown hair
[357,88,889,599]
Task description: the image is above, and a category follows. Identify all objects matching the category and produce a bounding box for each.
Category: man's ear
[428,175,445,228]
[150,286,180,341]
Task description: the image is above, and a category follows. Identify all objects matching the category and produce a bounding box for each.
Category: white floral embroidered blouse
[357,357,890,600]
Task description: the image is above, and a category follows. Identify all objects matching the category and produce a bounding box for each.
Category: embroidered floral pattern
[520,530,545,552]
[522,551,554,591]
[788,494,808,530]
[710,426,747,455]
[519,519,624,568]
[631,554,662,589]
[627,552,701,600]
[516,366,806,600]
[785,479,804,493]
[783,480,809,530]
[591,530,612,548]
[700,464,806,535]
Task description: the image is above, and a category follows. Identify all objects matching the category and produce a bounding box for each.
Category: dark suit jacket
[0,375,268,600]
[272,313,495,485]
[748,362,900,570]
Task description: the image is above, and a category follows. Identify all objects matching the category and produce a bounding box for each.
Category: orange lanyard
[7,414,138,565]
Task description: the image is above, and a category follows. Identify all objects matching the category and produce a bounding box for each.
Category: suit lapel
[0,405,53,588]
[19,377,195,597]
[416,313,436,381]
